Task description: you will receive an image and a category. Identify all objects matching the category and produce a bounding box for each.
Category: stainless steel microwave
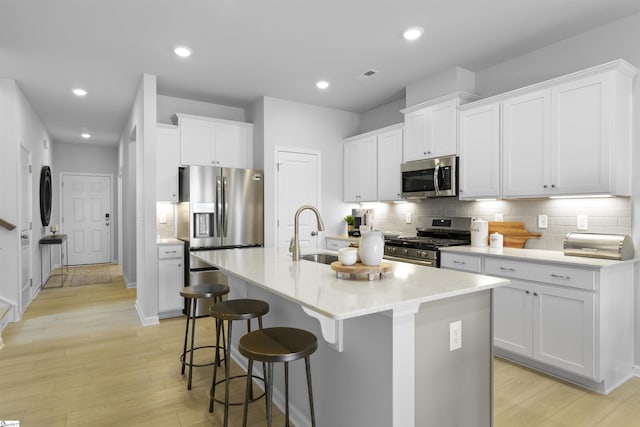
[401,155,458,199]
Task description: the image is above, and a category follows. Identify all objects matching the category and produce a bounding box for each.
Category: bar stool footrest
[180,345,225,368]
[211,374,266,406]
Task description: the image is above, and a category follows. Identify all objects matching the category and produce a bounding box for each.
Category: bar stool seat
[208,299,269,426]
[180,283,230,390]
[239,327,318,427]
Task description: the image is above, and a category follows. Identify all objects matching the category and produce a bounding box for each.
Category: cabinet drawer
[326,238,352,250]
[440,253,482,273]
[158,245,184,259]
[485,258,595,291]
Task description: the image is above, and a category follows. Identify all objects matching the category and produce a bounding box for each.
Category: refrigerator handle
[216,176,222,237]
[222,176,228,237]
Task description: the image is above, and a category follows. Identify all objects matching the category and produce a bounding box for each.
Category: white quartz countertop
[156,237,183,246]
[440,246,638,268]
[192,247,508,320]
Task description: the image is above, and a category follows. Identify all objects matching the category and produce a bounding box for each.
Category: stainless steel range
[384,217,472,267]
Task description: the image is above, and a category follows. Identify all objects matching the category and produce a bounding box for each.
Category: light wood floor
[2,265,640,426]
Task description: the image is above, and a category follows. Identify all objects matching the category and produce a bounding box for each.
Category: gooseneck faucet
[290,205,325,261]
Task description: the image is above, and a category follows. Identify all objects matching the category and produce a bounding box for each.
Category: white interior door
[62,174,112,265]
[276,149,320,250]
[19,146,32,309]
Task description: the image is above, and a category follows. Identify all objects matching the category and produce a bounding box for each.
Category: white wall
[260,97,360,247]
[119,74,159,325]
[51,143,119,262]
[0,79,52,318]
[358,97,405,134]
[156,94,246,124]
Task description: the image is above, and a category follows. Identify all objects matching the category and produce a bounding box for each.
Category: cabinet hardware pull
[166,250,177,253]
[533,292,539,296]
[499,267,515,272]
[550,274,570,279]
[453,260,466,265]
[525,290,530,294]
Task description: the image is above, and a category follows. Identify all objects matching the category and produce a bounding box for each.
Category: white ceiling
[3,0,640,147]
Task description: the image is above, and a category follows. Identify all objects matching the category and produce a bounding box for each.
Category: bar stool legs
[240,327,318,427]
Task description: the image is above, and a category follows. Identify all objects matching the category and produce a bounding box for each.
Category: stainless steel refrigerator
[177,166,264,315]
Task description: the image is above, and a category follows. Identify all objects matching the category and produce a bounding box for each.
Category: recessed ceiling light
[174,46,192,58]
[81,133,91,139]
[403,26,424,41]
[72,88,87,97]
[316,80,330,90]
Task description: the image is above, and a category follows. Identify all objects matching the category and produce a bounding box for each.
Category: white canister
[490,232,504,249]
[470,218,488,247]
[359,230,385,266]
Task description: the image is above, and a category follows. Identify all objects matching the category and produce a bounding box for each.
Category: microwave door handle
[433,164,441,195]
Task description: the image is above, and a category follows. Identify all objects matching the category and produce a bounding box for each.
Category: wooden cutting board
[488,221,542,248]
[330,261,392,281]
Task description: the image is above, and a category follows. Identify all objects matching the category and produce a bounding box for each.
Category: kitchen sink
[300,253,338,265]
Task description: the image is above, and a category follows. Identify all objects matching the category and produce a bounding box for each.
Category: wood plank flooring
[2,264,640,426]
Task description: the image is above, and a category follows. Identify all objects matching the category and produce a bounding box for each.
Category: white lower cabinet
[441,249,633,394]
[158,244,184,318]
[325,237,352,251]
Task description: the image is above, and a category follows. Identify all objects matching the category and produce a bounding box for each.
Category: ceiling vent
[356,69,380,81]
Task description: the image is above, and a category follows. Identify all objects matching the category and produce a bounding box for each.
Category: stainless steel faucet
[290,204,325,261]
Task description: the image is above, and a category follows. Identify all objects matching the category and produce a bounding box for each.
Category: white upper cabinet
[376,127,403,201]
[460,59,636,199]
[343,124,403,202]
[502,89,552,197]
[401,93,477,163]
[344,135,377,202]
[177,114,253,169]
[458,102,501,200]
[156,124,180,202]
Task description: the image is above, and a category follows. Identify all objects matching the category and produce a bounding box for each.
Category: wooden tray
[488,221,542,248]
[330,261,392,281]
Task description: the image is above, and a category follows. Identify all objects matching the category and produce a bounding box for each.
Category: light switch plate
[577,215,589,230]
[494,213,504,221]
[537,214,548,229]
[405,213,412,224]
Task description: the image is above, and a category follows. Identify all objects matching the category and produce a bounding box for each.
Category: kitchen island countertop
[192,246,509,320]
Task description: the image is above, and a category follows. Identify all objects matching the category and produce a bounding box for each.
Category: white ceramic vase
[359,230,384,266]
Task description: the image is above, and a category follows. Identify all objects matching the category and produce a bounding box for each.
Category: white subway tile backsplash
[371,197,631,251]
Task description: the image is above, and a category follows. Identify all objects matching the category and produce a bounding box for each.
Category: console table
[39,234,68,288]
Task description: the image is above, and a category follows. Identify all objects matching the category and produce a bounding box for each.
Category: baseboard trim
[134,300,159,326]
[633,365,640,377]
[122,270,136,289]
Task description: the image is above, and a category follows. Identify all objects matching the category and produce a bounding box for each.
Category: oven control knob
[402,249,409,255]
[388,247,396,253]
[418,250,425,257]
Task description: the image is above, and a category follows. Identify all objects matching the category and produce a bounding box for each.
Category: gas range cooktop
[384,236,470,250]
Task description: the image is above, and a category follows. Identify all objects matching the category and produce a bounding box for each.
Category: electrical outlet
[159,213,168,224]
[577,215,589,230]
[537,214,548,229]
[405,212,412,224]
[494,213,504,221]
[449,320,462,351]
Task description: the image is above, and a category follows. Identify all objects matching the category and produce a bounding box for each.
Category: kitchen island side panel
[415,290,493,427]
[229,280,394,427]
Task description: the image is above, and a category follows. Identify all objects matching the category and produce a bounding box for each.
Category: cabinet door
[156,125,180,202]
[344,140,363,202]
[502,89,552,197]
[532,283,596,379]
[377,128,403,201]
[551,73,611,195]
[493,281,533,357]
[458,103,501,199]
[214,122,252,168]
[429,99,458,157]
[403,108,429,162]
[158,258,184,312]
[180,119,214,166]
[344,136,377,202]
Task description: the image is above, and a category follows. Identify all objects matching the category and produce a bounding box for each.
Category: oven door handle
[383,254,435,267]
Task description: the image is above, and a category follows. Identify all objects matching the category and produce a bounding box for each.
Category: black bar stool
[239,327,318,427]
[208,299,270,427]
[180,283,230,390]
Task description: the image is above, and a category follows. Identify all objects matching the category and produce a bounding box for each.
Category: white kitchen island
[193,247,509,427]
